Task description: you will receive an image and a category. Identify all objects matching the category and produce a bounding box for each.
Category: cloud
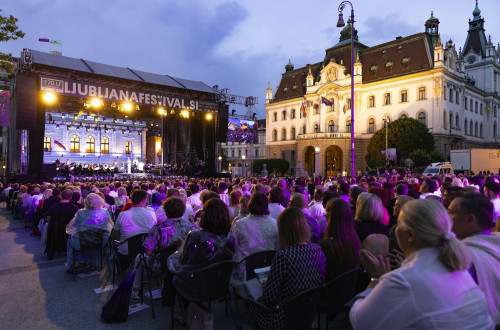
[360,15,421,46]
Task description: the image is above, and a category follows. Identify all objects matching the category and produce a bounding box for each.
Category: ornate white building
[265,3,500,176]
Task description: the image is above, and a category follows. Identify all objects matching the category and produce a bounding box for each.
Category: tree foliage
[408,149,432,167]
[253,159,289,176]
[366,117,435,167]
[0,10,25,73]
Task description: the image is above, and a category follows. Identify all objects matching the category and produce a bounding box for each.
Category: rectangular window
[291,109,295,119]
[465,97,468,109]
[401,90,408,103]
[291,150,295,161]
[273,112,277,121]
[255,149,259,157]
[44,137,51,152]
[125,141,132,154]
[238,149,241,157]
[346,98,352,110]
[368,96,375,108]
[314,105,319,114]
[418,87,426,100]
[231,150,234,157]
[449,89,453,102]
[282,111,286,120]
[384,93,391,105]
[281,151,286,160]
[456,91,460,104]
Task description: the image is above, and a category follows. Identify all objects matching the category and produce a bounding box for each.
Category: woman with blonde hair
[349,199,493,329]
[354,193,389,243]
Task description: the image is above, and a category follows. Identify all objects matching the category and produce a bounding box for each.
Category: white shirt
[108,191,118,198]
[114,207,157,255]
[309,201,325,220]
[490,198,500,223]
[268,203,285,220]
[187,192,202,209]
[349,248,493,330]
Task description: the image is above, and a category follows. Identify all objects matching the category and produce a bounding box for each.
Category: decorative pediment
[321,61,346,83]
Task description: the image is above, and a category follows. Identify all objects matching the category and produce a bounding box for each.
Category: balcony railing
[296,131,351,140]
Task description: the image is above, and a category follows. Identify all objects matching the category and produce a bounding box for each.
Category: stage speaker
[40,163,57,180]
[216,103,228,142]
[15,74,38,130]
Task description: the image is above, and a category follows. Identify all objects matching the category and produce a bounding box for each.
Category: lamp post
[382,116,391,167]
[337,1,355,176]
[314,147,320,177]
[242,155,246,177]
[158,107,167,177]
[218,156,222,173]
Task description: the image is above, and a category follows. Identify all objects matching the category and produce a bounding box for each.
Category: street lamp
[337,1,355,176]
[382,116,391,167]
[242,155,246,177]
[158,107,167,176]
[314,147,320,177]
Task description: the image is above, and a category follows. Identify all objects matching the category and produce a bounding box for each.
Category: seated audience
[268,187,285,220]
[288,193,321,243]
[349,199,494,329]
[354,193,389,243]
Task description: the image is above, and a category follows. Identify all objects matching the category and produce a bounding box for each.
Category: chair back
[176,260,235,302]
[362,234,389,257]
[243,250,277,280]
[320,266,361,317]
[282,285,323,330]
[126,233,148,258]
[78,228,107,249]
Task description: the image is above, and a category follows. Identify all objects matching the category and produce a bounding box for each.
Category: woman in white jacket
[349,199,493,329]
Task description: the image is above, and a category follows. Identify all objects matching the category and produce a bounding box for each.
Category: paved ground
[0,208,236,330]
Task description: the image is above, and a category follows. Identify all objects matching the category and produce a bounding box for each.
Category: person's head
[42,189,53,201]
[277,207,310,249]
[449,193,494,239]
[322,190,340,208]
[398,199,471,271]
[166,188,180,198]
[324,198,361,266]
[32,187,40,195]
[484,182,500,200]
[188,183,200,194]
[151,192,163,206]
[269,186,285,204]
[338,181,349,195]
[20,185,27,193]
[288,193,308,210]
[84,193,104,210]
[313,186,326,202]
[200,190,220,205]
[71,191,81,203]
[217,181,228,194]
[239,195,251,215]
[229,190,242,207]
[349,186,365,206]
[163,197,186,219]
[52,188,61,197]
[420,178,437,194]
[117,187,127,197]
[393,195,414,220]
[368,186,388,206]
[395,183,408,197]
[355,192,384,222]
[61,188,73,201]
[199,198,231,236]
[442,186,464,209]
[131,190,148,207]
[247,192,270,216]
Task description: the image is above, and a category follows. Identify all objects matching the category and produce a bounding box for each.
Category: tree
[408,149,432,167]
[0,10,25,74]
[366,117,435,168]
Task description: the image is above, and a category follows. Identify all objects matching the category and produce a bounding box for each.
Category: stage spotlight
[110,102,117,108]
[90,98,102,108]
[94,117,99,122]
[73,114,78,120]
[122,102,132,111]
[42,92,57,104]
[181,110,190,119]
[61,113,66,119]
[205,113,213,120]
[83,102,91,109]
[113,117,117,123]
[67,125,71,130]
[157,108,166,116]
[104,127,109,133]
[133,120,136,125]
[86,127,90,132]
[122,130,126,134]
[135,105,140,111]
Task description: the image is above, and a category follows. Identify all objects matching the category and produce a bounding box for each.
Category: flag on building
[50,40,61,45]
[39,38,50,42]
[54,140,66,151]
[321,96,333,107]
[39,38,61,45]
[301,102,307,117]
[343,104,346,114]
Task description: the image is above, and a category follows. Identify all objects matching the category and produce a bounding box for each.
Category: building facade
[266,3,500,176]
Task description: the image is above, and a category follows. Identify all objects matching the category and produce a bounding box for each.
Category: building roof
[29,49,218,94]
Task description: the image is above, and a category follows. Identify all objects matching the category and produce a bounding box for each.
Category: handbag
[101,269,136,322]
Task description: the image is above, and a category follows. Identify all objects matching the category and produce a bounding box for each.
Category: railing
[296,131,351,140]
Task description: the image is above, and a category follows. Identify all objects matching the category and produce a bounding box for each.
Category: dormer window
[386,61,393,73]
[370,65,378,76]
[283,85,288,93]
[402,57,410,69]
[292,83,298,90]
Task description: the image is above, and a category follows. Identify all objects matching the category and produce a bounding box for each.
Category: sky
[2,0,499,118]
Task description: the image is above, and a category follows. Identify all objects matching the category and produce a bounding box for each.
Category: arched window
[328,120,335,133]
[455,114,459,129]
[368,118,375,133]
[302,125,306,134]
[314,124,320,133]
[282,110,287,120]
[480,103,483,115]
[443,111,447,129]
[86,136,95,153]
[494,122,497,138]
[272,129,277,141]
[400,114,408,119]
[418,112,427,125]
[480,123,483,137]
[464,119,468,135]
[470,121,474,136]
[291,127,296,139]
[291,109,296,119]
[44,137,51,152]
[70,134,80,153]
[281,128,286,140]
[101,136,109,154]
[475,122,478,137]
[449,112,453,128]
[346,120,351,133]
[125,141,132,154]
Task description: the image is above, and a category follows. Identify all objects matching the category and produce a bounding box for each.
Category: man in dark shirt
[45,189,79,260]
[103,186,115,206]
[43,188,62,214]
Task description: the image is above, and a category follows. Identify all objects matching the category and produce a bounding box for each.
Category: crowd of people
[0,171,499,328]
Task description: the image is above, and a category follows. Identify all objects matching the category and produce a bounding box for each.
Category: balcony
[296,131,351,140]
